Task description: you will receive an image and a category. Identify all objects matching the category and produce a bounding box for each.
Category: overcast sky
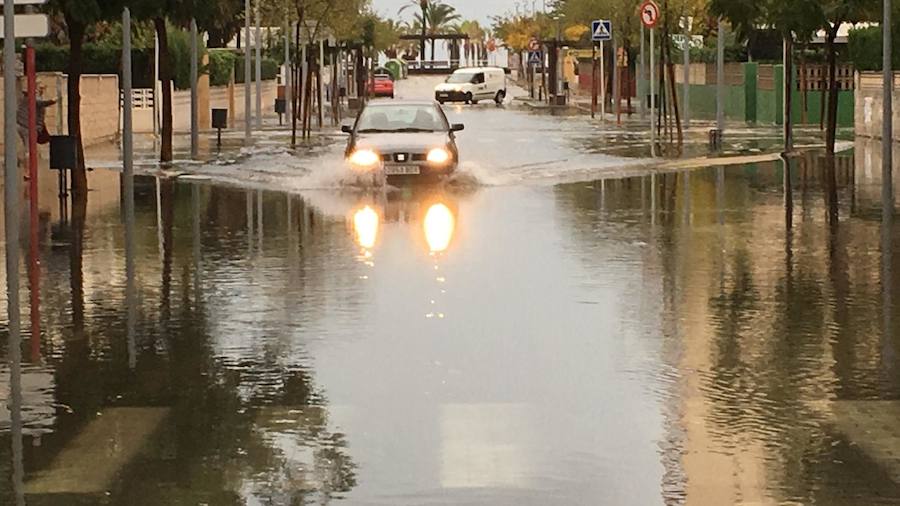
[370,0,518,28]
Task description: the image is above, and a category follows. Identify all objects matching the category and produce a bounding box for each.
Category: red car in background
[369,74,395,99]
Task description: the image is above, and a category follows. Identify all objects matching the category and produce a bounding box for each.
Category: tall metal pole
[244,0,252,142]
[254,0,262,130]
[716,17,725,134]
[600,40,606,120]
[285,19,292,125]
[650,26,656,156]
[190,19,199,159]
[255,0,262,130]
[640,24,646,118]
[124,9,134,183]
[683,21,690,127]
[3,1,24,501]
[883,0,893,212]
[123,7,137,370]
[154,33,160,137]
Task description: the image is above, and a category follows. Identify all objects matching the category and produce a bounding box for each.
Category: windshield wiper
[393,128,435,133]
[358,128,387,133]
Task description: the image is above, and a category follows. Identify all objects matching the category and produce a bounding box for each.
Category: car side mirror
[451,123,465,132]
[341,125,353,134]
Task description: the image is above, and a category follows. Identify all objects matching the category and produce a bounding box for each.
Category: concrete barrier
[855,71,900,140]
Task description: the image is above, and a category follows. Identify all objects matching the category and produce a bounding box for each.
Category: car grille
[387,153,426,162]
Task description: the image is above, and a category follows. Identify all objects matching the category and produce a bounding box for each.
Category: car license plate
[384,164,420,175]
[437,92,449,98]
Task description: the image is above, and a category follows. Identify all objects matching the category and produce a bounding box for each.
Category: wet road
[1,76,899,505]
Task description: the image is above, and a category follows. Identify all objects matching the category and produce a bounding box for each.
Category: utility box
[49,136,77,170]
[211,108,228,129]
[552,94,567,106]
[274,98,286,114]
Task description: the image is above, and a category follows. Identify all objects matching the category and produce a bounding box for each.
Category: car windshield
[356,105,447,133]
[445,73,475,84]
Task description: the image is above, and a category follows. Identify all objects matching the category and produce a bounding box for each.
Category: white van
[434,67,507,105]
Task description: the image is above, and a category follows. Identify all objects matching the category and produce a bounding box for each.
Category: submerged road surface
[0,74,897,505]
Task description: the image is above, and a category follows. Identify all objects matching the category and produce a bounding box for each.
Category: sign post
[591,44,597,119]
[640,0,660,156]
[592,20,612,121]
[3,2,48,486]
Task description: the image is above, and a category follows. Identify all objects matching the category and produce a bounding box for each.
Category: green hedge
[848,26,900,71]
[34,39,278,90]
[234,56,279,84]
[208,51,238,86]
[34,42,155,88]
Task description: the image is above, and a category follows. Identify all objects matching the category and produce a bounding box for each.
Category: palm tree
[399,0,430,63]
[457,19,486,66]
[421,2,460,61]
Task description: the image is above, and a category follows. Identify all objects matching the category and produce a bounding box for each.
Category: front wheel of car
[465,92,473,104]
[495,90,506,105]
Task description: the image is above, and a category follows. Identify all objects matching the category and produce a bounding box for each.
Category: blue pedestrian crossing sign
[527,51,543,66]
[591,20,612,41]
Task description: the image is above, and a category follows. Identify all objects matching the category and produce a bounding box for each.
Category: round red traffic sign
[528,37,540,51]
[487,39,497,52]
[640,0,660,28]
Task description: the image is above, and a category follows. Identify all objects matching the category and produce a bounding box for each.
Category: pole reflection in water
[257,189,263,252]
[246,190,254,253]
[882,174,894,382]
[28,199,41,363]
[192,184,201,309]
[125,178,137,370]
[9,342,23,506]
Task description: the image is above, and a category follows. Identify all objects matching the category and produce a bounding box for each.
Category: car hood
[435,83,467,91]
[355,132,451,152]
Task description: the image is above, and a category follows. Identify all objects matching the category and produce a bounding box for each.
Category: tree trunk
[825,27,840,157]
[154,17,173,162]
[420,6,427,64]
[65,14,87,196]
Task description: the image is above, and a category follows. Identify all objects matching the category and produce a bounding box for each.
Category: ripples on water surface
[3,146,900,505]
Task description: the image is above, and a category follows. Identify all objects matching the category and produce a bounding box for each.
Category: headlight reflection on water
[424,203,455,254]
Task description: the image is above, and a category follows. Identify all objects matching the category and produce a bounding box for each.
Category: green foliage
[33,42,155,88]
[166,26,209,90]
[234,56,279,84]
[208,50,239,86]
[848,25,900,71]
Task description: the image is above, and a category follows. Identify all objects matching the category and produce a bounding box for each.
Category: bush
[209,50,238,86]
[34,42,155,88]
[234,56,280,84]
[848,26,900,71]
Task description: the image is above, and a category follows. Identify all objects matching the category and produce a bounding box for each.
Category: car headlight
[349,149,380,168]
[427,147,451,164]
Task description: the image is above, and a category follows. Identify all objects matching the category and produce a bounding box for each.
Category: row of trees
[492,0,888,158]
[43,0,405,197]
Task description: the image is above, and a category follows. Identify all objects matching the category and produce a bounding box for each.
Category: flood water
[3,145,900,505]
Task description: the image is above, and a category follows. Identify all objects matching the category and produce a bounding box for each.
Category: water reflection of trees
[1,180,358,503]
[552,154,900,503]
